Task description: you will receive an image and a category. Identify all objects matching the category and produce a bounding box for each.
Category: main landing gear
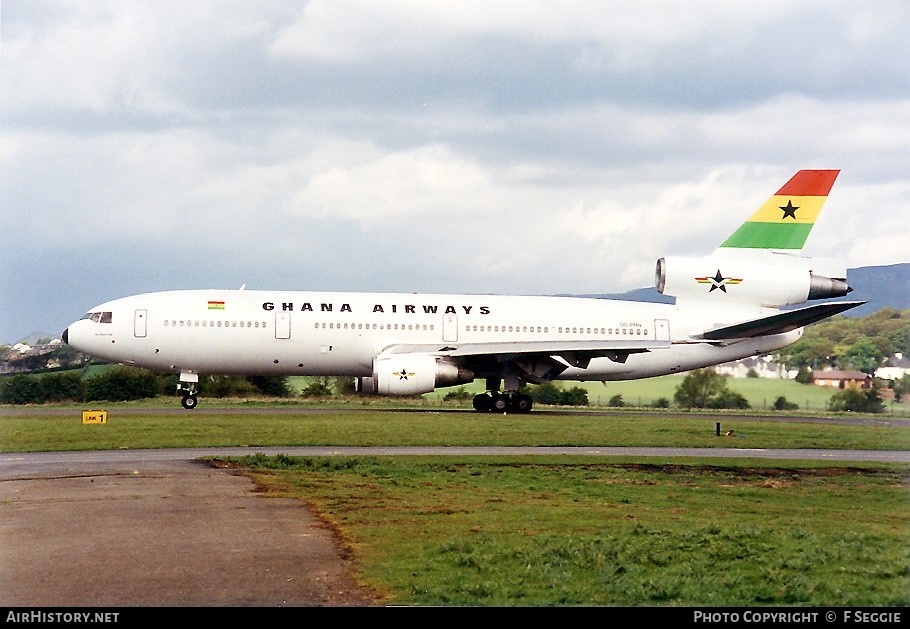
[177,372,199,410]
[472,391,533,414]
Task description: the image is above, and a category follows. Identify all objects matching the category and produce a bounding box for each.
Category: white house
[876,353,909,381]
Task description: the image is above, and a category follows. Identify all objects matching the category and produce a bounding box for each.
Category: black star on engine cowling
[779,200,799,219]
[709,269,729,293]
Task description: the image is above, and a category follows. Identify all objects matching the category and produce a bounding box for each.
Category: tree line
[774,307,909,374]
[4,365,904,414]
[0,367,292,405]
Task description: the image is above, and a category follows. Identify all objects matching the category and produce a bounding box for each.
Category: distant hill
[839,264,910,316]
[578,263,909,317]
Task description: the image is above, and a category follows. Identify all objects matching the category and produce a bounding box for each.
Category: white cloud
[293,144,491,220]
[2,0,909,342]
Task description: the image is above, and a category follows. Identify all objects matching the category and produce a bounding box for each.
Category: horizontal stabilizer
[696,301,865,341]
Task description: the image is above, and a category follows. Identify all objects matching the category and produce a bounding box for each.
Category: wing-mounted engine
[355,354,474,396]
[655,253,850,307]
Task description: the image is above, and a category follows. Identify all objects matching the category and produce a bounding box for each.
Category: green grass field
[2,404,908,452]
[284,372,910,418]
[239,454,909,606]
[420,374,909,414]
[3,402,908,606]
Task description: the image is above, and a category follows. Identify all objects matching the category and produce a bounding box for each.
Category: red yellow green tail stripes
[719,169,839,250]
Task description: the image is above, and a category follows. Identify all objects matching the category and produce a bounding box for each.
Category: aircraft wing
[385,339,669,360]
[694,301,866,341]
[380,339,672,382]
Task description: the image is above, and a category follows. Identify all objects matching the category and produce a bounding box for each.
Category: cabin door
[443,315,458,342]
[134,309,147,338]
[654,319,670,341]
[275,312,291,339]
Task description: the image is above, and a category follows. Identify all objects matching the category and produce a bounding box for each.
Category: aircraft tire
[472,393,493,412]
[181,395,198,410]
[492,394,509,413]
[514,394,533,414]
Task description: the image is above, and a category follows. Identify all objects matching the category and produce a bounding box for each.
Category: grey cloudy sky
[2,0,909,343]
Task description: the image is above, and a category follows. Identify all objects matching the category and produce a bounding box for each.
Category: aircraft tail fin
[656,169,850,307]
[717,169,839,252]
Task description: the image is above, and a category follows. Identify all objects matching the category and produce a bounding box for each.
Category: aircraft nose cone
[62,328,69,344]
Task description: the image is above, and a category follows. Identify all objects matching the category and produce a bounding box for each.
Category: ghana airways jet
[63,169,863,412]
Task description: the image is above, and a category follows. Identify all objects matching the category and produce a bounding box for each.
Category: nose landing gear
[177,372,199,410]
[180,393,198,410]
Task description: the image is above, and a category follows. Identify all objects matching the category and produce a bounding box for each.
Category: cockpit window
[81,311,113,323]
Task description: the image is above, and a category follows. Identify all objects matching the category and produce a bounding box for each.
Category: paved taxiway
[0,452,383,607]
[2,443,907,607]
[3,445,909,478]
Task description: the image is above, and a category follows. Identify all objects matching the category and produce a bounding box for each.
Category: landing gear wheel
[492,394,509,412]
[181,394,198,410]
[514,394,532,414]
[472,393,493,412]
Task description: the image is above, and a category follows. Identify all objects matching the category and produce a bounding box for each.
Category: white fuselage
[64,289,800,383]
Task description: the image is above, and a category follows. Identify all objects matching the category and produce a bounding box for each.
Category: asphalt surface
[0,457,381,607]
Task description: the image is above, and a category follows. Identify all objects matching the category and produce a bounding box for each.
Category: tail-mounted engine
[355,354,474,396]
[655,254,851,307]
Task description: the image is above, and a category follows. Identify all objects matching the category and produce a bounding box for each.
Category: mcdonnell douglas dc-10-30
[63,170,862,412]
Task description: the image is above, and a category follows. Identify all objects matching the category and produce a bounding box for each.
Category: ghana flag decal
[719,169,839,250]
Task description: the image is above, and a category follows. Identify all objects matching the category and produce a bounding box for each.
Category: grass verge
[1,404,908,452]
[232,454,910,606]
